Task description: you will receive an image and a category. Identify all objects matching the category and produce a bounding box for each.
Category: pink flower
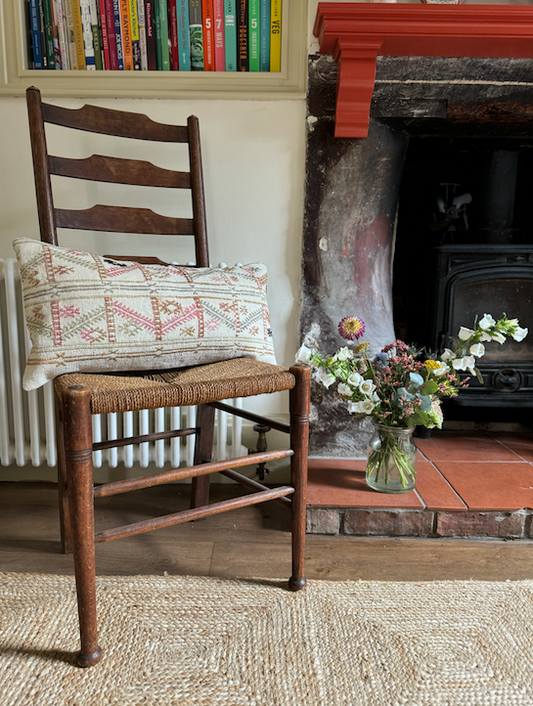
[338,316,365,341]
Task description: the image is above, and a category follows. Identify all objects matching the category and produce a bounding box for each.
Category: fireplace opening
[393,136,533,422]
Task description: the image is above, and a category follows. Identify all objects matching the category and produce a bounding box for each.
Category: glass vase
[366,423,417,494]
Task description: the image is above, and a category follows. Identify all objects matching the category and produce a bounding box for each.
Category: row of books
[27,0,282,72]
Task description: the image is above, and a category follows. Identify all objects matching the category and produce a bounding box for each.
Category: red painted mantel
[313,3,533,138]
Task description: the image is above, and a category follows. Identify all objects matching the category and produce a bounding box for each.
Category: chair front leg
[62,385,102,668]
[190,404,216,508]
[288,364,310,592]
[54,385,72,553]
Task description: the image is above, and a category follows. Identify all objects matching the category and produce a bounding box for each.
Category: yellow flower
[355,342,370,354]
[424,360,441,370]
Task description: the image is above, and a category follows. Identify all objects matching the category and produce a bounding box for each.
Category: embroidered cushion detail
[13,238,277,391]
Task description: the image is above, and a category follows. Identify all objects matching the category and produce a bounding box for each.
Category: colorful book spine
[169,0,179,69]
[137,0,148,70]
[248,0,258,72]
[29,0,44,68]
[53,0,70,69]
[188,0,203,70]
[269,0,280,72]
[144,0,157,69]
[223,0,236,71]
[63,0,78,68]
[89,0,103,69]
[237,0,247,72]
[120,0,134,69]
[129,0,141,68]
[42,0,56,68]
[176,0,190,70]
[154,0,170,70]
[37,0,48,68]
[104,0,118,68]
[51,0,62,68]
[97,0,110,67]
[259,0,269,71]
[112,0,125,68]
[69,0,86,68]
[213,0,224,71]
[202,0,214,71]
[79,0,96,69]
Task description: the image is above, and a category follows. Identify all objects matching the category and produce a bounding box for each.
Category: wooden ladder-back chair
[25,86,310,668]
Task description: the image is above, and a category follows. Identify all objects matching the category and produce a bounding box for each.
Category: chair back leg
[190,404,216,508]
[62,385,102,667]
[288,364,310,591]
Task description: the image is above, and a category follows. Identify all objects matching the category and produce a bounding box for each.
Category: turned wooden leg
[62,385,102,668]
[288,364,310,592]
[54,385,72,553]
[190,404,216,509]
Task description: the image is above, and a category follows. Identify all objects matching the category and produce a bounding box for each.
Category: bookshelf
[0,0,307,98]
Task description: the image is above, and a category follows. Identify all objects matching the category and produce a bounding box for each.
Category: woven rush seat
[54,359,296,415]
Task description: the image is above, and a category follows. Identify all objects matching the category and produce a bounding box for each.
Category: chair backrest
[26,86,209,267]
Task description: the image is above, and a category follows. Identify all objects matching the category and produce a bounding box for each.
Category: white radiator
[0,258,247,469]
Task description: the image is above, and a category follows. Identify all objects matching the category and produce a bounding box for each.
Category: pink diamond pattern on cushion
[13,238,277,391]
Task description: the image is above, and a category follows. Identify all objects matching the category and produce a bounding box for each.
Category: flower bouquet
[297,314,528,493]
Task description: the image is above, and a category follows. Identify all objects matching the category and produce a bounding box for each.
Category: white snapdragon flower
[432,361,449,377]
[357,400,375,414]
[512,326,528,342]
[347,402,359,414]
[469,343,485,357]
[479,332,493,342]
[452,355,476,373]
[479,313,496,330]
[348,371,362,387]
[440,348,456,361]
[295,344,313,363]
[337,383,352,397]
[359,379,375,395]
[491,332,506,344]
[336,346,353,361]
[458,327,475,341]
[319,370,336,388]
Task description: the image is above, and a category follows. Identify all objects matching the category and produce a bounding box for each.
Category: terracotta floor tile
[435,461,533,511]
[495,434,533,463]
[415,433,521,463]
[414,460,467,511]
[307,459,424,509]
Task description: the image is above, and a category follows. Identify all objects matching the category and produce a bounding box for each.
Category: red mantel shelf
[314,3,533,138]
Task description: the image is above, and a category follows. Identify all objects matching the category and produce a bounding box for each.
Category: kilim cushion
[13,238,277,391]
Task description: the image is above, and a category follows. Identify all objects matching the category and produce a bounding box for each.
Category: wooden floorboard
[2,482,533,582]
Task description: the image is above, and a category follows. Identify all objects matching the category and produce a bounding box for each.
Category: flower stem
[367,431,416,489]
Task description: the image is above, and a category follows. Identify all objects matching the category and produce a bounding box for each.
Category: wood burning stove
[431,244,533,408]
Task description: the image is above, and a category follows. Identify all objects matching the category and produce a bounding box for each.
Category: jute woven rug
[2,572,533,706]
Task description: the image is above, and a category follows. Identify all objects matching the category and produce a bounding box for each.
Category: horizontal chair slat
[94,486,295,543]
[210,401,291,434]
[55,205,195,235]
[93,448,294,498]
[219,468,292,505]
[49,155,191,188]
[92,427,197,452]
[42,103,189,142]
